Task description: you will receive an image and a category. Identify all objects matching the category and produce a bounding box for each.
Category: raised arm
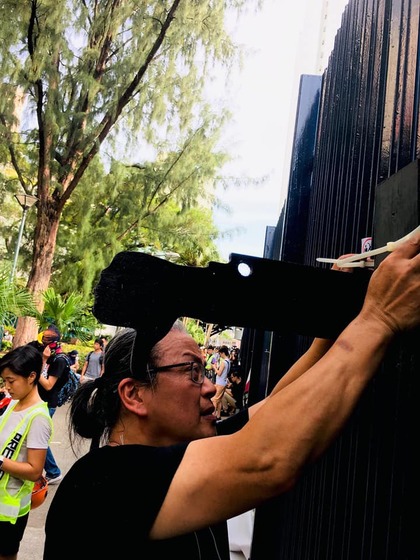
[251,254,367,411]
[152,234,420,538]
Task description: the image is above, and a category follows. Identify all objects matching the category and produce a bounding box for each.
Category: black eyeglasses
[147,361,206,385]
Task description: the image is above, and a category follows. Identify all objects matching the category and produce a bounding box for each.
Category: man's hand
[360,233,420,334]
[332,253,373,273]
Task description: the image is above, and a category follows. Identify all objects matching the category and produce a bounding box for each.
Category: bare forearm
[38,374,54,391]
[244,315,392,484]
[153,235,420,536]
[156,316,394,537]
[270,338,335,397]
[1,455,45,482]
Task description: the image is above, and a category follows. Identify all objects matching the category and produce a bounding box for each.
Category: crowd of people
[0,234,420,559]
[202,344,245,419]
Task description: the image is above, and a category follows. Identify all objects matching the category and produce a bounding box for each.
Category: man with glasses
[44,236,420,560]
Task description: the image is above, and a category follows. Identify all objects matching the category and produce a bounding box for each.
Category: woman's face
[0,368,35,401]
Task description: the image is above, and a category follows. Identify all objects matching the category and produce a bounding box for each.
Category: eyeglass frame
[146,361,206,385]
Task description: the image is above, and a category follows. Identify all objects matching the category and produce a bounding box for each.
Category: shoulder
[51,353,70,373]
[27,412,53,443]
[46,356,69,385]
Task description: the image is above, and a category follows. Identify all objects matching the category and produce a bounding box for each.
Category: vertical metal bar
[9,207,28,283]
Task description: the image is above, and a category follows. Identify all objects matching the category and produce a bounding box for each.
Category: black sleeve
[48,355,68,380]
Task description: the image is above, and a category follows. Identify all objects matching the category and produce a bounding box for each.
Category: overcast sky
[213,0,349,261]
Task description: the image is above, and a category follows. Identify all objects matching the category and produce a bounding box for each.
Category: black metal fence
[246,1,420,557]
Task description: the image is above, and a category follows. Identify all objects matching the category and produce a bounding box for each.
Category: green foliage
[0,264,37,327]
[184,318,206,346]
[53,132,226,296]
[36,287,101,343]
[1,340,12,352]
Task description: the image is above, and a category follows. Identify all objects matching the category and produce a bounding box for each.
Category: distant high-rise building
[281,0,350,201]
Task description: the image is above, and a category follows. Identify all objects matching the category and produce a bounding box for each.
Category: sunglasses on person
[147,361,206,385]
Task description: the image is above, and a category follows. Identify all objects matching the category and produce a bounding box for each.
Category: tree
[52,122,228,297]
[0,0,252,346]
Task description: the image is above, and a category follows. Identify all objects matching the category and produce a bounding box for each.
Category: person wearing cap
[43,236,420,560]
[36,325,68,485]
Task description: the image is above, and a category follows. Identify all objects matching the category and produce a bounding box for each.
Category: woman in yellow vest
[0,345,52,560]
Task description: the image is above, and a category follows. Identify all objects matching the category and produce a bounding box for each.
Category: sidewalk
[19,403,89,560]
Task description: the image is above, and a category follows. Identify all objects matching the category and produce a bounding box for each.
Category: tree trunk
[12,203,61,348]
[204,323,214,346]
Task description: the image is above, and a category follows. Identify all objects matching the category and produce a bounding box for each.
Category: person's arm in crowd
[214,359,226,378]
[1,448,47,482]
[150,235,420,539]
[37,346,58,391]
[79,355,89,381]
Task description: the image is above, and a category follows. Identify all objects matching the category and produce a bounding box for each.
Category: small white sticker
[361,237,372,253]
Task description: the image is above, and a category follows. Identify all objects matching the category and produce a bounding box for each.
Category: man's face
[142,330,218,445]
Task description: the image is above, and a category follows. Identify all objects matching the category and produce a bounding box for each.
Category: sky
[213,0,349,262]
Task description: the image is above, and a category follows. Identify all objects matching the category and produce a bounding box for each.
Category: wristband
[0,455,4,470]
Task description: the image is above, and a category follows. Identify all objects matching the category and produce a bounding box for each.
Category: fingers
[388,232,420,258]
[363,233,420,334]
[332,253,374,272]
[332,253,357,273]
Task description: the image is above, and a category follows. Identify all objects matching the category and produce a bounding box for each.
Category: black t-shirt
[44,410,249,560]
[38,353,69,408]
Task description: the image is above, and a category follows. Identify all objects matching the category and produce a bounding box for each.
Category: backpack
[55,354,80,407]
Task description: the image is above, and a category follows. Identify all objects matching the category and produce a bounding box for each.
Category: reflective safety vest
[205,354,213,370]
[0,401,52,523]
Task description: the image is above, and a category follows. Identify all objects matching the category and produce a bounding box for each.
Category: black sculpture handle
[93,251,371,347]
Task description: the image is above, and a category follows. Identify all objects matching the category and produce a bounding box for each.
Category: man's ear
[118,378,148,416]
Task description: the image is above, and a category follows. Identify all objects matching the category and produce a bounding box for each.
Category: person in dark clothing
[37,325,69,485]
[43,236,420,560]
[66,350,79,372]
[222,371,244,414]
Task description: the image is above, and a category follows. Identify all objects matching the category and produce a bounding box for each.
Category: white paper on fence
[228,509,255,560]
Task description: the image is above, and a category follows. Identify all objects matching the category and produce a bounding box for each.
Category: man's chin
[200,414,218,434]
